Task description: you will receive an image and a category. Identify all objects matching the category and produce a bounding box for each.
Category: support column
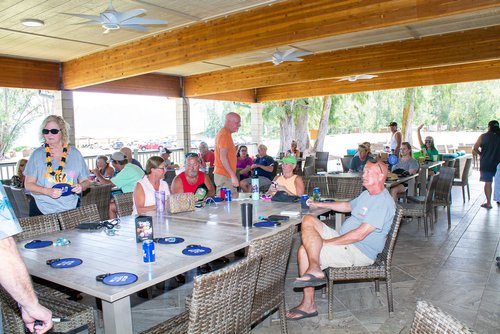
[53,90,76,145]
[176,97,191,154]
[250,103,263,156]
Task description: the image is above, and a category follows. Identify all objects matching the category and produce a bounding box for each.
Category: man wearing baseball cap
[93,151,144,218]
[388,122,402,156]
[160,148,179,169]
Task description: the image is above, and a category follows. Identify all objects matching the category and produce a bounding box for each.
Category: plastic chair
[139,255,261,334]
[410,300,477,333]
[452,158,472,202]
[325,206,403,320]
[248,225,295,333]
[113,192,134,217]
[57,204,101,230]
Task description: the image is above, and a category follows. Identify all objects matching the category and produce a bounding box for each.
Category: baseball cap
[279,155,297,164]
[111,152,126,161]
[160,148,172,154]
[388,122,397,127]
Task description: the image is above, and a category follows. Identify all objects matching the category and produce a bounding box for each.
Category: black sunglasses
[42,128,60,135]
[185,152,198,159]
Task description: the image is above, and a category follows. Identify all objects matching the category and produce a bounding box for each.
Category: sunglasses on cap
[42,128,61,135]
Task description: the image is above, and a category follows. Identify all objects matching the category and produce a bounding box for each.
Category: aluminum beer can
[225,189,232,201]
[220,187,226,200]
[143,240,155,263]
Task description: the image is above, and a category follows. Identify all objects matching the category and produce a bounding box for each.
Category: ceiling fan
[265,48,313,65]
[338,74,378,82]
[64,0,167,33]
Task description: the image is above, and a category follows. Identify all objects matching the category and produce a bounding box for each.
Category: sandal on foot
[293,273,326,288]
[480,203,492,209]
[286,307,318,321]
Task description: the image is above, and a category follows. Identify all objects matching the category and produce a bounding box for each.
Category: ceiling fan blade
[121,17,167,25]
[281,49,296,58]
[285,57,305,62]
[117,8,146,22]
[289,50,313,58]
[120,24,150,32]
[63,13,102,22]
[72,20,102,26]
[337,77,349,82]
[357,74,378,80]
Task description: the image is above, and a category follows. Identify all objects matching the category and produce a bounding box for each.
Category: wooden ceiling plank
[62,0,500,89]
[0,57,60,90]
[255,60,500,101]
[184,26,500,96]
[191,90,256,103]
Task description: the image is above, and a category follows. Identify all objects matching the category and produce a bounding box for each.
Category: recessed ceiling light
[21,19,45,27]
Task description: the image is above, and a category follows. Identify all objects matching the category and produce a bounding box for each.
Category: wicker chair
[400,174,439,237]
[303,165,315,179]
[2,185,20,218]
[10,186,30,218]
[248,225,295,333]
[432,166,455,228]
[315,151,329,172]
[164,169,177,186]
[325,206,403,320]
[410,300,477,333]
[14,213,61,241]
[333,176,364,200]
[304,156,315,173]
[452,158,472,202]
[57,204,101,230]
[140,255,261,334]
[113,192,134,217]
[306,175,333,198]
[340,156,353,172]
[80,183,112,220]
[0,286,96,334]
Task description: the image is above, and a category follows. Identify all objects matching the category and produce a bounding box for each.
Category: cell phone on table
[267,215,289,222]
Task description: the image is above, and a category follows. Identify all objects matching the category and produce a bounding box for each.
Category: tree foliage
[0,89,51,159]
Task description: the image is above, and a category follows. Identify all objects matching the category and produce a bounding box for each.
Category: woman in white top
[133,156,170,214]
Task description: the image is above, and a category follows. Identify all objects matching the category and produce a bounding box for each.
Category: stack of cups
[155,191,165,213]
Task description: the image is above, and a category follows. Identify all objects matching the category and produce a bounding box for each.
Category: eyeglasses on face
[42,128,60,135]
[425,140,432,143]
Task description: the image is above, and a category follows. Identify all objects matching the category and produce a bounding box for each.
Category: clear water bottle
[251,170,260,200]
[313,187,321,201]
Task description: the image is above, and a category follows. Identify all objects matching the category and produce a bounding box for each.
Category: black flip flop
[293,273,327,288]
[286,307,318,321]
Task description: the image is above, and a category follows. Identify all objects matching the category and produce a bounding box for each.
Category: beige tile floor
[79,170,499,333]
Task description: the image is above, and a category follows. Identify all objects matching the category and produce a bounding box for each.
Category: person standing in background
[214,112,241,197]
[388,122,402,156]
[473,120,500,209]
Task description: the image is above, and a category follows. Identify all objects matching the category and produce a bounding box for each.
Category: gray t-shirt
[0,184,22,239]
[392,158,419,173]
[24,145,89,214]
[340,189,396,260]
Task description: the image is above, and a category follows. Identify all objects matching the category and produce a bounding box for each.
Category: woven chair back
[315,151,329,171]
[113,192,134,217]
[81,183,112,220]
[304,156,315,170]
[15,213,61,241]
[2,185,20,218]
[341,156,353,172]
[410,300,477,333]
[57,204,101,230]
[434,167,455,201]
[164,169,177,186]
[188,255,261,334]
[425,174,439,206]
[459,158,472,183]
[10,186,30,218]
[334,177,364,199]
[248,225,295,327]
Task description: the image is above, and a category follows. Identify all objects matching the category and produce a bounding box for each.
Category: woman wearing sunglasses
[24,115,90,215]
[133,156,170,214]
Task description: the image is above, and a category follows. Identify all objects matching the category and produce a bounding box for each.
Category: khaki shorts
[214,173,238,195]
[319,224,373,269]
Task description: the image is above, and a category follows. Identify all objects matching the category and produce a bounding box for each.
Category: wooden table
[17,198,328,334]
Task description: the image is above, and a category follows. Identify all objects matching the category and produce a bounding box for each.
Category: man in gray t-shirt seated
[286,160,396,321]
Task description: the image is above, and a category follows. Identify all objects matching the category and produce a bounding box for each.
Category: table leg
[102,297,133,334]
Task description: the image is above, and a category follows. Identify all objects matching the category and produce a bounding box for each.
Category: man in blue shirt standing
[240,144,275,192]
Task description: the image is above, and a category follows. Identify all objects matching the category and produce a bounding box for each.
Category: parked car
[112,141,124,150]
[137,142,164,151]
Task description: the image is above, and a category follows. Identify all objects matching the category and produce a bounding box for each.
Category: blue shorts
[480,171,495,182]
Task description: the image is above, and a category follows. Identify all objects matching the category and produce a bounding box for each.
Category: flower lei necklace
[45,143,68,176]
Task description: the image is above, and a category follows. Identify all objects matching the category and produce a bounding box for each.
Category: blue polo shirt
[254,155,275,180]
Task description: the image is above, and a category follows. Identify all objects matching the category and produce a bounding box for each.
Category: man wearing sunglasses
[286,160,395,320]
[171,153,215,200]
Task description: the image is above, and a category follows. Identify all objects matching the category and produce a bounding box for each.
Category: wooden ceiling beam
[62,0,499,89]
[0,57,60,90]
[184,26,500,96]
[191,90,256,103]
[255,60,500,101]
[76,74,181,97]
